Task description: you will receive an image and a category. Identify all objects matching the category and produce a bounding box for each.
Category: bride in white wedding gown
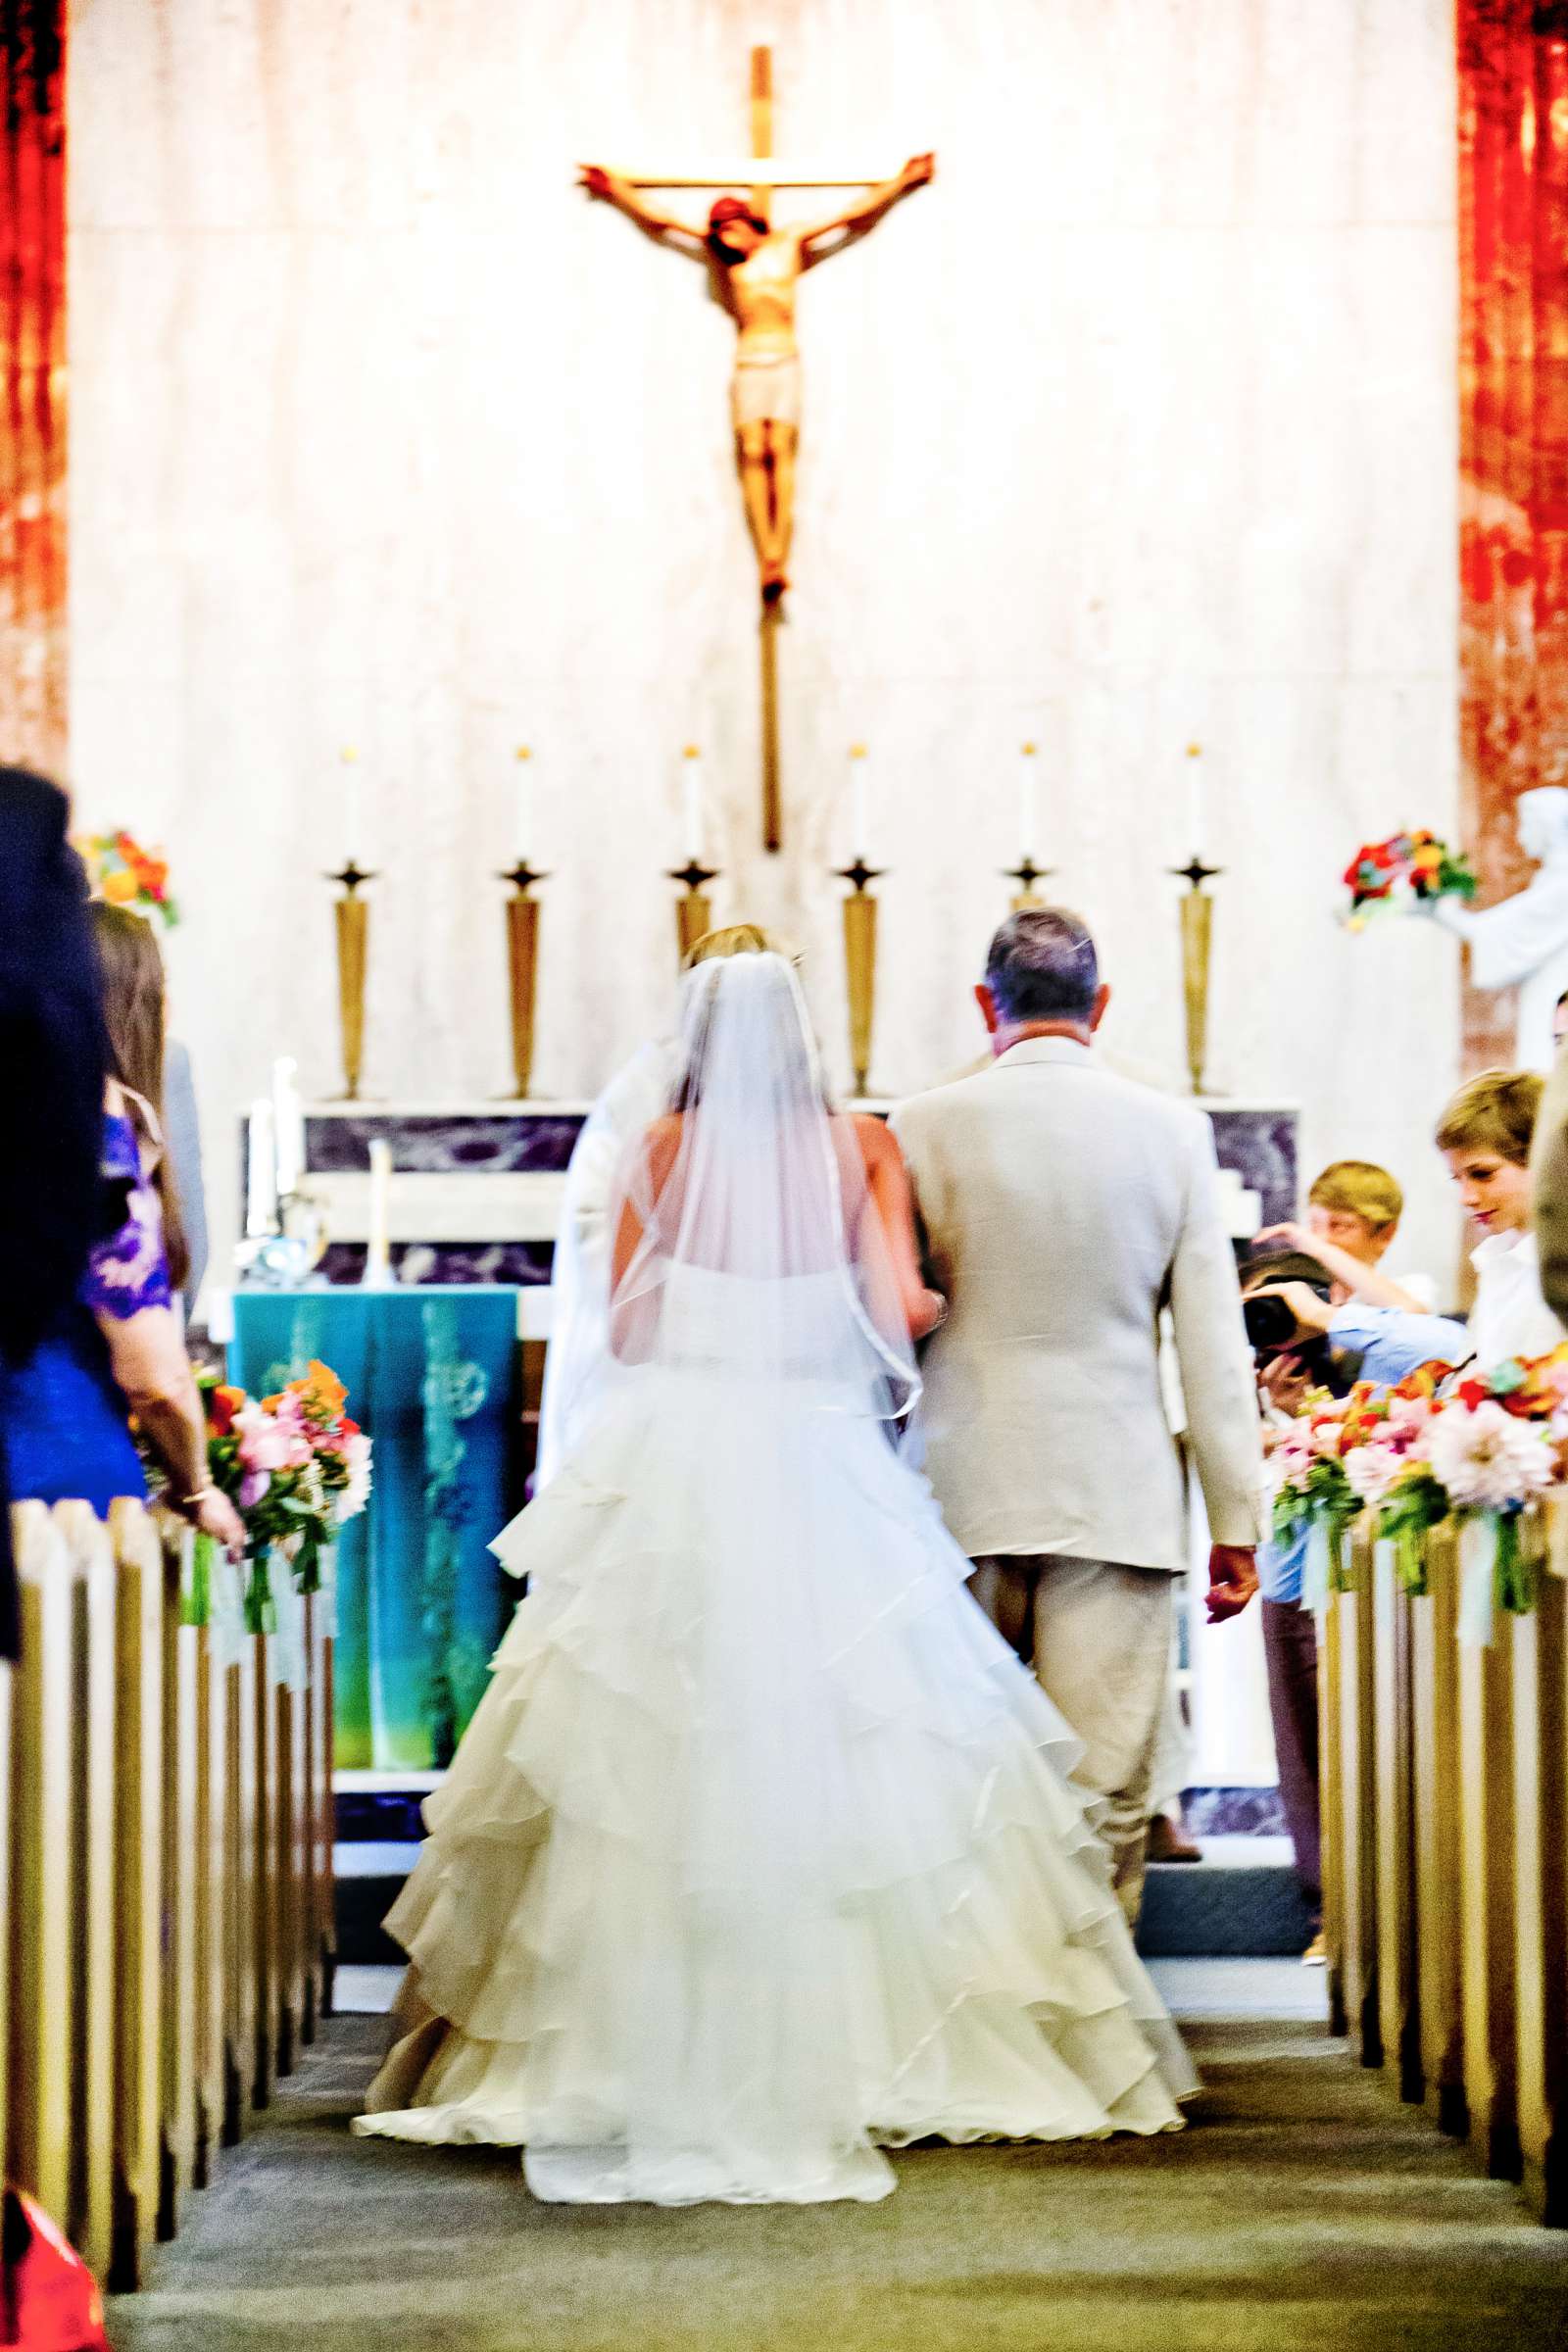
[355,953,1197,2204]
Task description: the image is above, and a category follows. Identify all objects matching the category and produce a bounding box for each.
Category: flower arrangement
[201,1359,371,1627]
[1343,829,1476,928]
[1269,1348,1568,1623]
[74,828,179,928]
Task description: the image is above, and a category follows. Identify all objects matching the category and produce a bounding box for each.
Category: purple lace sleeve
[84,1111,173,1320]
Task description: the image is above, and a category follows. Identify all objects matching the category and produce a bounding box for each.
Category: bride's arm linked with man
[892,906,1264,1925]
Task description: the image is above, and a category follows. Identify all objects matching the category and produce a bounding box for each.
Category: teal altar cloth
[230,1287,521,1770]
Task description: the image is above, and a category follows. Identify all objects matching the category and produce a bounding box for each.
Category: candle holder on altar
[325,860,376,1100]
[838,858,885,1098]
[498,859,548,1097]
[669,859,719,965]
[1004,855,1054,913]
[1170,855,1222,1097]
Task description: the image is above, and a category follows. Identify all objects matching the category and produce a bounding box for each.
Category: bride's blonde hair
[683,922,794,967]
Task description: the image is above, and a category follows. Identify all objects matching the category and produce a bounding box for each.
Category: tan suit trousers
[968,1553,1175,1927]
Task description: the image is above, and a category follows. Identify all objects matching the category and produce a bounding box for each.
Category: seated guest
[1243,1226,1468,1964]
[1437,1069,1563,1365]
[0,900,242,1556]
[1260,1159,1436,1313]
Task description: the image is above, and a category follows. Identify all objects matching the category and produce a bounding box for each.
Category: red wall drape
[0,0,66,774]
[1459,2,1568,1066]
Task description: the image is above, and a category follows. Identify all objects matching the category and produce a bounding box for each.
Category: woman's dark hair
[88,901,189,1291]
[0,768,107,1364]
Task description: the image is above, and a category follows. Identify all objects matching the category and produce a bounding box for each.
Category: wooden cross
[608,46,908,852]
[617,47,903,217]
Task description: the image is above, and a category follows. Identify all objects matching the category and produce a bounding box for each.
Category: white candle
[850,744,869,858]
[514,745,533,859]
[271,1054,305,1197]
[342,746,364,861]
[245,1099,277,1240]
[1185,743,1204,852]
[364,1138,393,1287]
[1019,742,1038,860]
[681,747,703,858]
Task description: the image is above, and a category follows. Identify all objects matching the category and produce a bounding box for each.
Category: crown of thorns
[708,195,766,233]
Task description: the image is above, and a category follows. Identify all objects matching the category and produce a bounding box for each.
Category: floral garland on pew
[1269,1348,1568,1633]
[197,1359,371,1634]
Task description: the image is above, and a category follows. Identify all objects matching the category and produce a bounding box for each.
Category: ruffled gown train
[354,1268,1196,2204]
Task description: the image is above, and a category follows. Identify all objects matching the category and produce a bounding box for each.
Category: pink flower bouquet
[201,1360,371,1628]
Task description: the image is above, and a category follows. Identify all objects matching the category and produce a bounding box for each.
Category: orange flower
[100,867,137,905]
[208,1384,245,1436]
[299,1359,348,1418]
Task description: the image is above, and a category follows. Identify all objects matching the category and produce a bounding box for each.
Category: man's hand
[1206,1544,1259,1623]
[1255,1221,1315,1256]
[1251,1279,1334,1338]
[1260,1352,1312,1416]
[902,152,936,187]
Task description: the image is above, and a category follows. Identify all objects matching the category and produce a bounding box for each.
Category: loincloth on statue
[730,353,802,430]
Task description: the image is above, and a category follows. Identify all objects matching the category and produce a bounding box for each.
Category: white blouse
[1468,1228,1566,1367]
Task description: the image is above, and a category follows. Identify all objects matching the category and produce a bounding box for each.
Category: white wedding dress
[355,957,1196,2204]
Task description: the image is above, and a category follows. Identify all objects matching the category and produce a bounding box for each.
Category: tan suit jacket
[890,1038,1265,1571]
[1532,1046,1568,1325]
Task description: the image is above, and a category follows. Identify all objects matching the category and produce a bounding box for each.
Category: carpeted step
[1136,1837,1315,1960]
[335,1834,1316,1966]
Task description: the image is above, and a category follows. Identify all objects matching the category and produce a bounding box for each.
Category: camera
[1239,1252,1356,1394]
[1243,1289,1310,1354]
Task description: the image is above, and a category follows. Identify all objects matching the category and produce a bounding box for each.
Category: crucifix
[580,46,934,851]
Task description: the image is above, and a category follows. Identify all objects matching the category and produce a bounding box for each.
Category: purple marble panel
[1206,1110,1298,1231]
[1181,1785,1289,1838]
[306,1113,586,1176]
[317,1242,555,1288]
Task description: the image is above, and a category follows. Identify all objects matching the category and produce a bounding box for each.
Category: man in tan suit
[891,908,1264,1921]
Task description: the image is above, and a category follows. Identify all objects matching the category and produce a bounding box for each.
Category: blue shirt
[1259,1301,1470,1602]
[1325,1301,1471,1387]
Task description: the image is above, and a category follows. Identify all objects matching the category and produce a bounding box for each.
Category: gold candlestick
[1171,855,1222,1097]
[1004,855,1054,913]
[669,859,719,966]
[498,859,548,1098]
[838,858,885,1098]
[325,861,375,1101]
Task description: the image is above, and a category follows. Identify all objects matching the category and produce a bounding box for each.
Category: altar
[274,1094,1299,1290]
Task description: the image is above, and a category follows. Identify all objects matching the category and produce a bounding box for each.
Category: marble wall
[67,0,1461,1299]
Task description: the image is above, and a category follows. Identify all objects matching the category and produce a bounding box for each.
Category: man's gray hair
[984,907,1101,1025]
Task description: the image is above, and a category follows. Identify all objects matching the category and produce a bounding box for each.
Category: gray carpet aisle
[109,2016,1568,2352]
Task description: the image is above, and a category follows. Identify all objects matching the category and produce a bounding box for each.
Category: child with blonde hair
[1436,1070,1563,1365]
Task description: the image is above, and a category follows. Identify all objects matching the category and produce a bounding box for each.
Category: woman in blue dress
[0,883,242,1557]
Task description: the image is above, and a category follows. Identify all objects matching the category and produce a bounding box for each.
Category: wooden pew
[1511,1543,1568,2227]
[1372,1539,1422,2104]
[1327,1533,1382,2069]
[7,1504,75,2228]
[1411,1524,1466,2136]
[1455,1577,1520,2180]
[2,1500,333,2295]
[64,1503,118,2281]
[108,1498,166,2293]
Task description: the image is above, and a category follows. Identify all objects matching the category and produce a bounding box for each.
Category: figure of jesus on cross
[579,50,933,610]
